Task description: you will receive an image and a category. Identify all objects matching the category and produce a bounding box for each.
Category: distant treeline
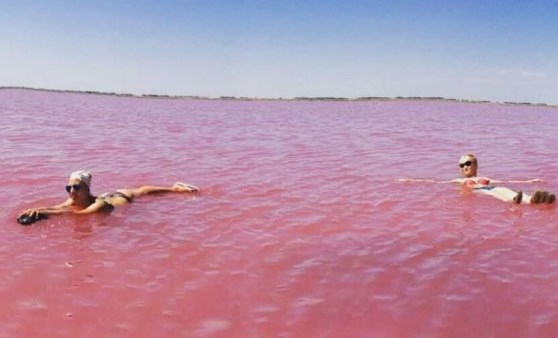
[0,86,554,107]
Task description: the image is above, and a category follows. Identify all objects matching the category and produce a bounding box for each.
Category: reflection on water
[1,89,557,337]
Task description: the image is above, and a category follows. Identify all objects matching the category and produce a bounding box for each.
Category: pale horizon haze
[1,0,557,104]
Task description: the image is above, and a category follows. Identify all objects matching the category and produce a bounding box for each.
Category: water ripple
[1,90,558,337]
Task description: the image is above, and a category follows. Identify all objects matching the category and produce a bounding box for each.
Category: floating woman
[17,170,199,225]
[399,153,556,205]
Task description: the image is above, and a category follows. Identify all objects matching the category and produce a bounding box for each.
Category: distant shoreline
[1,86,555,108]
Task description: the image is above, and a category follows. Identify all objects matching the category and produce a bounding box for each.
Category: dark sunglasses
[459,160,473,168]
[66,184,82,193]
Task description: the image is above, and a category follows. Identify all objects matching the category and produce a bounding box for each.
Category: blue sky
[1,0,557,103]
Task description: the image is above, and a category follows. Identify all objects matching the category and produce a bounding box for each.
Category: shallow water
[1,89,557,337]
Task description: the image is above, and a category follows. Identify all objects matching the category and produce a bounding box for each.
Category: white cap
[70,170,92,188]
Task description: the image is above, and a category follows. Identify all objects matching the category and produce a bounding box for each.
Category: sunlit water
[1,89,557,337]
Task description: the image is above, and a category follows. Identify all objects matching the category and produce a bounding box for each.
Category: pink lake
[1,88,557,337]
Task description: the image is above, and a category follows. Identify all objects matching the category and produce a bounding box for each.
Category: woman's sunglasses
[66,184,82,193]
[459,161,473,168]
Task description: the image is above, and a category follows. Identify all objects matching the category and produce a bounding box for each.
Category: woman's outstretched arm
[17,198,111,224]
[485,178,542,184]
[18,198,74,218]
[507,178,542,183]
[397,178,460,183]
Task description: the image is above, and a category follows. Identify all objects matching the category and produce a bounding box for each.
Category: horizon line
[1,85,556,108]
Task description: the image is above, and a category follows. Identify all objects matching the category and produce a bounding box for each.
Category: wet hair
[461,153,478,166]
[468,153,478,165]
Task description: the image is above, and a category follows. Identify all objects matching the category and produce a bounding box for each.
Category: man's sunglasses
[66,184,82,193]
[459,161,473,168]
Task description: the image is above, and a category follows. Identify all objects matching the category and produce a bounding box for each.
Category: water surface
[1,89,557,337]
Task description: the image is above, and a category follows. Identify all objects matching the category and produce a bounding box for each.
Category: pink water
[1,89,557,337]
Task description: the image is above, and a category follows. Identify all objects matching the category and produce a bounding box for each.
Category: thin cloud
[498,69,547,79]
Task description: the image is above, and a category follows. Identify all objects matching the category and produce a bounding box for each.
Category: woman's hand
[17,209,48,225]
[19,209,48,219]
